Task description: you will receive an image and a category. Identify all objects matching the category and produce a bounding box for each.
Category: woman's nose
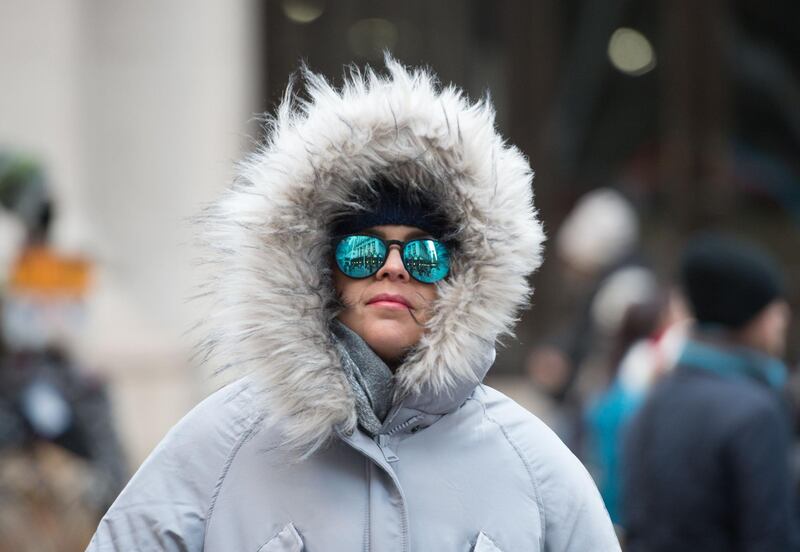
[376,247,410,282]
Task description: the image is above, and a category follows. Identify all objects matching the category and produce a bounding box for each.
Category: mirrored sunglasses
[334,234,450,284]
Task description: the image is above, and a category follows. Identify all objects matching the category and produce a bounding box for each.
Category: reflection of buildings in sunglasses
[344,242,440,276]
[336,235,450,283]
[404,241,441,278]
[340,255,382,272]
[406,259,436,278]
[341,240,382,273]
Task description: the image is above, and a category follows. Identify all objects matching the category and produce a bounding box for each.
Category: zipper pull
[377,434,399,463]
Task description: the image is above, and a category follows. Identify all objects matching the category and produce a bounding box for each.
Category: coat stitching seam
[203,413,266,540]
[363,459,371,552]
[469,393,546,552]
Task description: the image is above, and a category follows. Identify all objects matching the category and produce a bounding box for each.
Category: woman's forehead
[362,225,431,241]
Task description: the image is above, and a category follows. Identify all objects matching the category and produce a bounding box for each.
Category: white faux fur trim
[198,57,545,456]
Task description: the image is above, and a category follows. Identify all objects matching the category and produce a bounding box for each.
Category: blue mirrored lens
[403,239,450,283]
[335,235,387,279]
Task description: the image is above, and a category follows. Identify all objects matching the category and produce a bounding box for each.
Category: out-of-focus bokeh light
[607,27,656,76]
[282,0,325,24]
[348,18,398,59]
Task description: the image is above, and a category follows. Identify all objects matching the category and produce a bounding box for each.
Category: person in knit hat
[622,232,798,551]
[87,59,620,551]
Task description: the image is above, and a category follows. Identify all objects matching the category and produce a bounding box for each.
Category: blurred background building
[1,0,259,469]
[1,0,799,548]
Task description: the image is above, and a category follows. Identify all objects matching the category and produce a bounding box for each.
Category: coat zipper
[374,415,422,552]
[340,432,411,552]
[387,415,422,436]
[375,415,422,463]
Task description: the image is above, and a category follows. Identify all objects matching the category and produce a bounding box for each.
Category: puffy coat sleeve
[529,430,620,552]
[87,379,258,552]
[486,388,620,552]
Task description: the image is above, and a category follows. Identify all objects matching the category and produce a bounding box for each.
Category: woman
[88,59,618,551]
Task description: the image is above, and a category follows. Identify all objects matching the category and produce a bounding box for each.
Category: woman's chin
[363,325,421,365]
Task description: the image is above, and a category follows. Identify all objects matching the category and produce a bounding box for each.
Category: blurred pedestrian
[553,187,643,400]
[518,342,576,438]
[622,233,798,551]
[87,59,620,551]
[583,287,688,525]
[0,154,127,550]
[539,187,650,451]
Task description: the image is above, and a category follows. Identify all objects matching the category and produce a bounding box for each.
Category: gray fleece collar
[331,320,395,436]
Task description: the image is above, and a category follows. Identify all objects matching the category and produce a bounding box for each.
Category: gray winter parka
[88,58,619,552]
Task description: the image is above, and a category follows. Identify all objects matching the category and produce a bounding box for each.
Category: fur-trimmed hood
[200,58,545,455]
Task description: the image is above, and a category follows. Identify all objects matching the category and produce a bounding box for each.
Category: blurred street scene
[2,0,799,549]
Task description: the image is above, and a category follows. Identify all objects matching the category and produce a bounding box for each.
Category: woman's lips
[367,293,412,309]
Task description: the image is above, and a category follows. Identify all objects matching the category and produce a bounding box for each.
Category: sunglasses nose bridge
[376,244,410,281]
